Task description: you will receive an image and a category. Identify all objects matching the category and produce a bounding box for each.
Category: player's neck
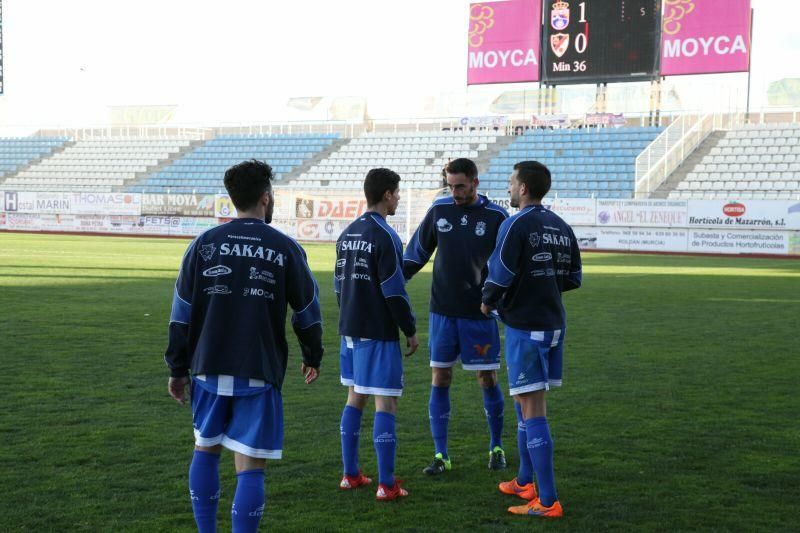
[367,203,390,218]
[237,207,265,220]
[518,196,542,209]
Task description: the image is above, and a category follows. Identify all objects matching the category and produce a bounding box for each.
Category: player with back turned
[164,160,324,532]
[481,161,582,518]
[335,168,419,501]
[403,158,510,475]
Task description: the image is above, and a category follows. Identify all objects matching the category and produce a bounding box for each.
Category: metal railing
[634,113,716,198]
[34,125,216,141]
[0,106,796,139]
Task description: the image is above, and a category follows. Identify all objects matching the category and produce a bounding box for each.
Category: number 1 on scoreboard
[576,2,587,54]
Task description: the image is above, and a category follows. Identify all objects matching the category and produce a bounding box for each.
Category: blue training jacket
[334,211,416,340]
[164,218,324,390]
[482,205,582,331]
[403,194,508,320]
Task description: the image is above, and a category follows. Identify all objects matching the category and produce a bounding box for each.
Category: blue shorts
[429,312,501,371]
[339,336,354,387]
[191,381,284,459]
[339,336,403,396]
[505,326,564,396]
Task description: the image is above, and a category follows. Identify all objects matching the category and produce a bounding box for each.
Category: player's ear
[261,190,271,207]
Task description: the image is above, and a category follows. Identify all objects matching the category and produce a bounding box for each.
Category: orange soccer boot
[498,477,538,500]
[508,498,564,518]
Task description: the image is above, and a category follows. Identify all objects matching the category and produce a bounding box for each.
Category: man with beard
[481,161,582,518]
[165,159,324,532]
[403,158,509,475]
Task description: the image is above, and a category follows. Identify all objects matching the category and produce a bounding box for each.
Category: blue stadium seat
[482,127,662,199]
[130,134,338,193]
[0,137,69,175]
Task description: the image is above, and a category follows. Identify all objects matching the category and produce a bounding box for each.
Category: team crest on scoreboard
[551,33,569,58]
[550,1,570,31]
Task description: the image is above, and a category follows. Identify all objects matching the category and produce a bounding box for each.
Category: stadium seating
[290,131,500,189]
[129,134,339,194]
[3,124,797,201]
[668,124,800,200]
[4,137,193,192]
[0,137,70,182]
[482,127,663,199]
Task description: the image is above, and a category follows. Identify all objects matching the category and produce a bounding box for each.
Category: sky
[0,0,799,128]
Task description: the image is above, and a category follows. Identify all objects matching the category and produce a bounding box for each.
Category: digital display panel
[542,0,662,84]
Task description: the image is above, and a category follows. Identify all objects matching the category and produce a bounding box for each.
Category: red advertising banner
[660,0,751,76]
[467,0,542,85]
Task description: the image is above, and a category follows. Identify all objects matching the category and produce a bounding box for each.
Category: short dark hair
[513,160,551,200]
[445,158,478,180]
[223,160,273,211]
[364,168,401,206]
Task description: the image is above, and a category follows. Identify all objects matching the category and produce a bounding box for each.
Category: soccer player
[402,158,509,475]
[164,160,324,532]
[481,161,582,518]
[335,168,419,501]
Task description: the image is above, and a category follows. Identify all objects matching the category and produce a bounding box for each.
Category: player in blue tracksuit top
[164,160,324,532]
[334,168,419,501]
[481,161,581,519]
[402,158,510,475]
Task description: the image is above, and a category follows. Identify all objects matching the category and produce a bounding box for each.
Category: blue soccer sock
[231,469,265,533]
[428,385,450,458]
[373,411,397,487]
[188,450,221,533]
[515,404,533,485]
[525,416,557,506]
[340,404,363,476]
[482,383,505,450]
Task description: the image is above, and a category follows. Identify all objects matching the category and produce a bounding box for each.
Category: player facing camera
[444,158,480,206]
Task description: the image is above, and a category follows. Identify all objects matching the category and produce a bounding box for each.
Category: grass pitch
[1,232,799,532]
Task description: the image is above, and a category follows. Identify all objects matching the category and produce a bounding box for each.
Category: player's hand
[480,303,495,317]
[168,376,190,405]
[404,334,419,357]
[301,363,319,384]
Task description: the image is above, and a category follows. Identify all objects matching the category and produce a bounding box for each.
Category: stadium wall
[1,190,799,256]
[540,198,800,256]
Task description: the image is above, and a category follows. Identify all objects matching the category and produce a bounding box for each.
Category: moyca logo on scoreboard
[469,48,538,69]
[663,35,747,59]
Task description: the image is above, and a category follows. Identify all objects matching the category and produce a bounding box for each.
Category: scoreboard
[542,0,662,84]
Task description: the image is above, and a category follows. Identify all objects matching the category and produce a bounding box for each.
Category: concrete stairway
[650,131,726,199]
[280,137,350,186]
